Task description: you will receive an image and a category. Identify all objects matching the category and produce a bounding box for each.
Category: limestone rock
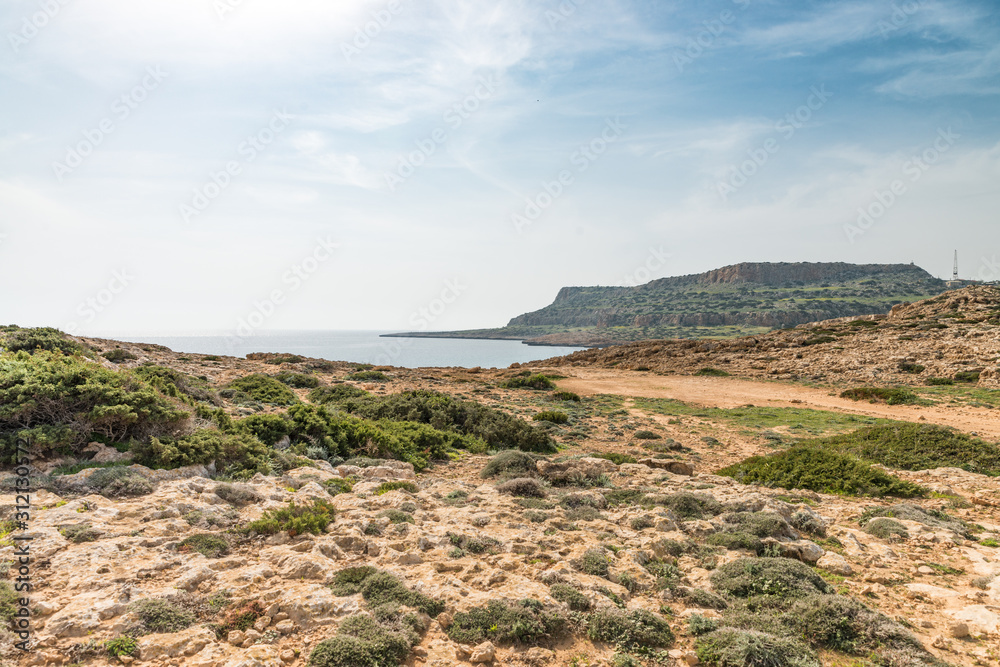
[816,552,853,576]
[470,640,496,663]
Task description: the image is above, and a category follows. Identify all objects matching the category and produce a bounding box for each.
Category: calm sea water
[115,331,586,369]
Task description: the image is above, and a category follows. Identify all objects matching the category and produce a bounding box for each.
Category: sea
[111,331,587,369]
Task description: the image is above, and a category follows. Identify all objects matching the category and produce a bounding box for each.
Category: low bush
[789,510,826,537]
[695,368,730,377]
[533,411,568,424]
[552,391,581,402]
[710,558,833,600]
[695,628,819,667]
[225,374,298,406]
[864,517,909,541]
[375,481,418,495]
[652,492,723,519]
[325,478,354,496]
[274,372,320,388]
[955,370,982,383]
[496,477,547,498]
[719,512,793,539]
[126,598,197,636]
[587,608,674,652]
[502,374,556,390]
[133,429,278,478]
[246,500,335,536]
[179,533,229,558]
[104,636,139,657]
[683,588,729,610]
[308,384,369,403]
[840,387,919,405]
[1,327,86,355]
[87,467,154,498]
[379,509,414,524]
[688,614,720,636]
[356,570,443,616]
[633,430,661,440]
[60,523,100,543]
[549,583,590,611]
[347,370,389,382]
[447,533,503,555]
[858,502,973,538]
[716,447,925,498]
[481,450,539,479]
[630,515,654,530]
[308,608,423,667]
[214,483,263,506]
[577,547,610,577]
[103,349,137,363]
[926,377,954,386]
[898,362,925,374]
[447,599,566,645]
[705,531,763,555]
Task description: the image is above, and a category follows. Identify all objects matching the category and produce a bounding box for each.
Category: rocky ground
[1,291,999,667]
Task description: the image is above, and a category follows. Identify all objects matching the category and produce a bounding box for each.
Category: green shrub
[331,566,378,596]
[263,354,305,365]
[814,423,1000,477]
[104,636,139,657]
[60,523,100,543]
[684,589,729,610]
[549,583,590,611]
[274,372,320,388]
[214,483,263,505]
[864,517,909,541]
[710,558,833,600]
[375,481,418,495]
[0,582,15,624]
[0,352,190,463]
[308,384,370,403]
[358,570,443,616]
[719,512,792,539]
[787,594,925,657]
[133,429,276,478]
[587,608,674,652]
[652,492,723,519]
[630,515,654,530]
[234,413,291,446]
[325,478,354,496]
[688,614,720,636]
[577,547,610,577]
[226,374,298,405]
[553,391,581,402]
[859,503,973,538]
[347,370,388,382]
[633,430,661,440]
[955,370,982,383]
[103,349,136,363]
[643,558,682,591]
[86,467,154,497]
[898,362,925,374]
[695,368,730,377]
[716,447,925,498]
[179,533,229,558]
[695,628,819,667]
[496,477,546,498]
[802,336,836,346]
[840,387,919,405]
[126,598,196,636]
[133,364,219,404]
[533,410,568,424]
[1,327,85,355]
[926,376,954,386]
[705,531,763,554]
[246,500,335,536]
[379,510,414,524]
[589,452,636,465]
[789,510,826,537]
[447,599,565,645]
[481,450,539,478]
[311,389,555,454]
[447,533,503,555]
[502,374,556,390]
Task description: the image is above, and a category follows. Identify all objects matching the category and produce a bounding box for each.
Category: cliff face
[507,262,945,331]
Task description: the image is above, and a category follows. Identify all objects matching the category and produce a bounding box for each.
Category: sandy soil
[552,368,1000,441]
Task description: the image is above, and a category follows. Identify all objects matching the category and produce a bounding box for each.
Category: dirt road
[554,368,1000,441]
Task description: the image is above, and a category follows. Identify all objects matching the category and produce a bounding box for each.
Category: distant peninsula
[383,261,948,347]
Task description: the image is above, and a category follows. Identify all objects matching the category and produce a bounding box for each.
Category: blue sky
[1,0,999,335]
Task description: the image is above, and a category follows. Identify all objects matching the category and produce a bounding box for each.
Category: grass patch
[502,374,556,390]
[587,608,674,652]
[179,533,229,558]
[840,387,921,405]
[375,481,418,495]
[695,368,730,377]
[126,598,196,636]
[533,410,568,424]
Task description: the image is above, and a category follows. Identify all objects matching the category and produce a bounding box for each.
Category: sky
[1,0,999,336]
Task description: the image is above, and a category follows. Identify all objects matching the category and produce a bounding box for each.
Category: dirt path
[554,368,1000,441]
